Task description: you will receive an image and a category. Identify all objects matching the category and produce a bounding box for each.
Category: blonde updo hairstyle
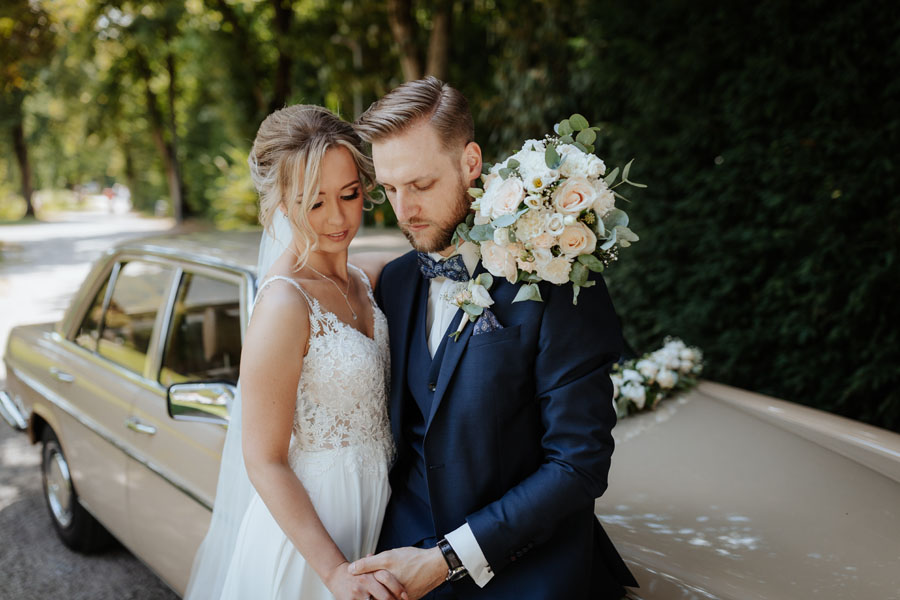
[249,104,376,269]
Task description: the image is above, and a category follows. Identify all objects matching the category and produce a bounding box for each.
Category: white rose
[592,181,616,218]
[553,176,597,215]
[636,359,659,381]
[557,222,597,258]
[622,368,642,383]
[469,283,494,308]
[679,348,697,362]
[545,212,566,236]
[678,359,693,374]
[621,381,646,409]
[558,145,606,178]
[656,369,678,390]
[535,256,571,285]
[512,148,548,175]
[484,176,524,219]
[521,138,545,153]
[494,227,511,246]
[610,373,623,399]
[480,241,518,283]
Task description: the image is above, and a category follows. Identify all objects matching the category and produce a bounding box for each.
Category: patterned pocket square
[473,308,504,336]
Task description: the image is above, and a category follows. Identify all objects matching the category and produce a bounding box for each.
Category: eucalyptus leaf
[507,158,520,170]
[577,253,605,272]
[499,167,512,179]
[626,181,647,189]
[467,187,484,198]
[574,142,590,153]
[476,273,494,288]
[491,213,518,228]
[622,158,633,181]
[572,285,581,305]
[482,162,493,175]
[603,208,629,229]
[569,114,589,131]
[559,134,574,144]
[455,222,471,243]
[604,167,620,186]
[469,223,495,241]
[600,228,618,250]
[558,119,573,136]
[612,190,631,202]
[463,303,484,317]
[545,144,561,169]
[569,261,589,286]
[512,283,543,303]
[576,128,597,145]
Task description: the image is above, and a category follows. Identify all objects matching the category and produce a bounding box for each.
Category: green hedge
[564,0,900,431]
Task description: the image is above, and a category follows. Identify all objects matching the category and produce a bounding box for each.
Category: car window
[159,272,242,387]
[75,278,109,352]
[98,261,174,376]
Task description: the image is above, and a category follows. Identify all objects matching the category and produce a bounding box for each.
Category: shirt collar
[427,241,481,278]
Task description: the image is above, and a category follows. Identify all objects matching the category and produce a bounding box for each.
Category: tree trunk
[10,119,35,218]
[135,49,183,223]
[165,50,186,220]
[426,0,452,81]
[387,0,422,81]
[269,0,294,113]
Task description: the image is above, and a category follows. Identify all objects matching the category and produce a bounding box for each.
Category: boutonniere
[445,273,496,341]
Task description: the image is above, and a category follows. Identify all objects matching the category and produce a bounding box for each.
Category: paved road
[0,212,408,599]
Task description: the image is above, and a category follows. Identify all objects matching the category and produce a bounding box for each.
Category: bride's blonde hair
[249,105,375,269]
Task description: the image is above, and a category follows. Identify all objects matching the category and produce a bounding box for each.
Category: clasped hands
[329,546,447,600]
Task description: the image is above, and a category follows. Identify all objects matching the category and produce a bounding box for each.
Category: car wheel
[40,428,113,552]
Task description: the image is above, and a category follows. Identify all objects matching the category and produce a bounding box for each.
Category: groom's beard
[401,175,470,254]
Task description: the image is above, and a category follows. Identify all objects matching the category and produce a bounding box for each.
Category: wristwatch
[437,538,468,581]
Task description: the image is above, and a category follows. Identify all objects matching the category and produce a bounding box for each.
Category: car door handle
[49,367,75,383]
[124,417,157,435]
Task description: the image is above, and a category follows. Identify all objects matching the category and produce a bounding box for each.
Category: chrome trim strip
[0,389,27,431]
[11,367,213,512]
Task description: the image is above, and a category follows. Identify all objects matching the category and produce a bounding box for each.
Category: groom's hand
[349,547,446,600]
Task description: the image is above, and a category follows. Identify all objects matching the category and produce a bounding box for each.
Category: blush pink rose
[481,241,519,283]
[558,222,597,257]
[552,176,597,215]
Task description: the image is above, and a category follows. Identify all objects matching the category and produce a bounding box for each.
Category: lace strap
[256,276,324,335]
[348,263,375,301]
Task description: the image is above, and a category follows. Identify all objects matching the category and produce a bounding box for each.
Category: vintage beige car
[2,232,899,599]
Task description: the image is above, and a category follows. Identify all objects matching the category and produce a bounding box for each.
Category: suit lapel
[425,261,489,431]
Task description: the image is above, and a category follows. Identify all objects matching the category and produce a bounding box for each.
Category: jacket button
[428,382,436,392]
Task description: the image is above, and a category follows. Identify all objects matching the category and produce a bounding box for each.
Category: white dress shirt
[423,242,494,587]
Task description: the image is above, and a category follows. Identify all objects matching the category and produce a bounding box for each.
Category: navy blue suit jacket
[376,250,637,599]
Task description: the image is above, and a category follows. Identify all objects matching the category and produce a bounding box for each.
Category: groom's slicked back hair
[354,76,474,153]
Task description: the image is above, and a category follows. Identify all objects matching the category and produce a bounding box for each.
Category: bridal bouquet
[611,338,704,418]
[453,114,644,304]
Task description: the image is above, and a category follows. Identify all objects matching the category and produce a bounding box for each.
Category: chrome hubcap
[44,445,73,528]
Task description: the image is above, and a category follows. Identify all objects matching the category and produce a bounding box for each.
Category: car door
[125,265,244,595]
[51,258,176,547]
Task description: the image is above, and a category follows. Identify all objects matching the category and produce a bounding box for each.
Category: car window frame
[154,263,247,388]
[59,249,254,399]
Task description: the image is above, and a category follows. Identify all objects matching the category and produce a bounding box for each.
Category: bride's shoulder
[350,251,404,288]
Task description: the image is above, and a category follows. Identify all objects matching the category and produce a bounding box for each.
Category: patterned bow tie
[417,252,469,282]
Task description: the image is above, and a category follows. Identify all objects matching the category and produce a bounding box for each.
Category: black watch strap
[437,538,468,582]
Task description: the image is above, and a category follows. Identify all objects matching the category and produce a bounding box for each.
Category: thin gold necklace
[307,265,358,320]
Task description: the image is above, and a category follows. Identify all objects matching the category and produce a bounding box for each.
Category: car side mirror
[166,382,235,427]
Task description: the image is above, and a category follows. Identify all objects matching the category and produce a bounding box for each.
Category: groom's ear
[461,141,482,185]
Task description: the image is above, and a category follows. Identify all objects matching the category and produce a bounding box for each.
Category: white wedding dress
[218,268,393,600]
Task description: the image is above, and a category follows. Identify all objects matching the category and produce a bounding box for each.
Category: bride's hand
[324,560,407,600]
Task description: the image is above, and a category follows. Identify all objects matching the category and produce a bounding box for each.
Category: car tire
[40,428,113,552]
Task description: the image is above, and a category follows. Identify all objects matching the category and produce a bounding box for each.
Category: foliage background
[1,0,898,431]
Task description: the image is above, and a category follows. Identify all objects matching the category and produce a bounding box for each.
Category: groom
[350,77,637,599]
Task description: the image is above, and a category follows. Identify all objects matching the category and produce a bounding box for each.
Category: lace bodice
[255,266,393,474]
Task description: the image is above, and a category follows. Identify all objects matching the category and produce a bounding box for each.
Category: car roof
[114,230,262,274]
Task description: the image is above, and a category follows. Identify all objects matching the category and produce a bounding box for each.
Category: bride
[185,105,402,600]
